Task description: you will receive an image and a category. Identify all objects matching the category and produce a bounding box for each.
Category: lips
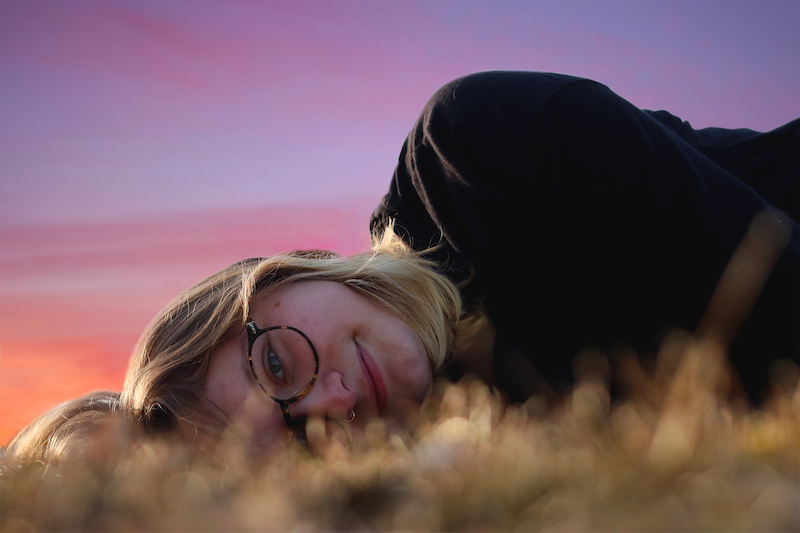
[356,341,388,415]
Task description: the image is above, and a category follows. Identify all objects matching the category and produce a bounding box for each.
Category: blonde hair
[121,227,481,434]
[4,391,133,469]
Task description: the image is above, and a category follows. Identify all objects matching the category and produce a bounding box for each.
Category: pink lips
[356,342,388,415]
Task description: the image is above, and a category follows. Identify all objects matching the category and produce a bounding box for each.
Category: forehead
[253,279,335,305]
[249,280,351,321]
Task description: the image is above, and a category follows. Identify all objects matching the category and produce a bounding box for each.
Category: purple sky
[2,0,799,228]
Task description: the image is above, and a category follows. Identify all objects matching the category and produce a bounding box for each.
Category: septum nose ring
[345,410,356,423]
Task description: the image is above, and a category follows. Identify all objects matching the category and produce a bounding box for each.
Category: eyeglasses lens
[250,327,316,400]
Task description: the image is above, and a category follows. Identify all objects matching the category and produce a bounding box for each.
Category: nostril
[323,371,358,413]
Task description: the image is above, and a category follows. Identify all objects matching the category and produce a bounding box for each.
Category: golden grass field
[1,330,798,532]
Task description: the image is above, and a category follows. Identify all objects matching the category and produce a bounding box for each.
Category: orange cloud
[0,341,128,444]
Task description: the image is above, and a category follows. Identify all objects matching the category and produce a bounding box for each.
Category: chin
[380,409,423,440]
[387,387,431,431]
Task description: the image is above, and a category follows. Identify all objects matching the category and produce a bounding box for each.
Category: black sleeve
[372,71,799,401]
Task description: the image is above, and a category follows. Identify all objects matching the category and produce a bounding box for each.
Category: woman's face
[203,280,433,453]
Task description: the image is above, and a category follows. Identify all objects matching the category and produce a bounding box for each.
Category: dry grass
[2,333,799,532]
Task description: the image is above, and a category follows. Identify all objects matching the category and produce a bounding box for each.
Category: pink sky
[1,0,799,443]
[0,205,370,441]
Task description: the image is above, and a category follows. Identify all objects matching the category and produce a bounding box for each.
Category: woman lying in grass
[7,233,485,461]
[125,235,488,454]
[5,71,798,465]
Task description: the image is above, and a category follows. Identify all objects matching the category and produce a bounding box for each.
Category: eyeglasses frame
[245,319,320,426]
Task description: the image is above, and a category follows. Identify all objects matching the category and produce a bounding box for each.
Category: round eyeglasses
[245,319,351,454]
[246,320,320,423]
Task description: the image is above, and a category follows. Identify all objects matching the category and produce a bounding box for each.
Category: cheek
[389,331,433,402]
[205,376,287,452]
[204,341,286,451]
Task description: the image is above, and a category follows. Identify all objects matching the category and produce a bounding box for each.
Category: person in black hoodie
[370,70,799,404]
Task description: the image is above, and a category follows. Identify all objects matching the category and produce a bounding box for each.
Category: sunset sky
[2,0,799,443]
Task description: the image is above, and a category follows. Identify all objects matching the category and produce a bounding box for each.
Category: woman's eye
[265,350,285,381]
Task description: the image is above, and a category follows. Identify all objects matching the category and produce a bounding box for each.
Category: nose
[289,370,356,422]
